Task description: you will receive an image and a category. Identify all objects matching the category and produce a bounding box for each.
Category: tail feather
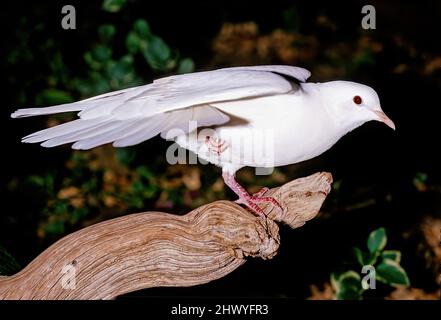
[14,103,230,149]
[40,119,122,148]
[22,117,112,143]
[113,115,167,147]
[72,119,142,150]
[10,84,148,119]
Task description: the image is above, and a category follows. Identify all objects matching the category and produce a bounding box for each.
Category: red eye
[353,95,362,105]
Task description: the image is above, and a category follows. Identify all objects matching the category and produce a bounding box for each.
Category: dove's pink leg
[252,187,270,198]
[222,172,282,217]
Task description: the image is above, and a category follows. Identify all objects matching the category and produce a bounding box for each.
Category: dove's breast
[175,89,339,172]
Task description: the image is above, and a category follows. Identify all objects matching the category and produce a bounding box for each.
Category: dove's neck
[314,81,368,136]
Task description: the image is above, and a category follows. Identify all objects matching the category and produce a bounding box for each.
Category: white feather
[112,114,168,147]
[72,119,143,150]
[41,119,119,147]
[192,105,230,127]
[11,103,85,118]
[22,117,112,143]
[11,65,309,150]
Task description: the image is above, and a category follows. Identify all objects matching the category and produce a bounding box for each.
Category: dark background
[0,0,440,299]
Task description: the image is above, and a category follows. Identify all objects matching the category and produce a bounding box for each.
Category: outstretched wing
[11,65,310,149]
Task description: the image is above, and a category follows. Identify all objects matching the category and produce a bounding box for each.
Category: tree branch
[0,172,332,300]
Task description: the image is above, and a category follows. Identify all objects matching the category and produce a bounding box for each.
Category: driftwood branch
[0,172,332,300]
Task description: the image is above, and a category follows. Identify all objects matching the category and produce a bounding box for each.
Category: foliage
[0,245,21,276]
[2,0,440,299]
[102,0,127,13]
[10,0,195,238]
[413,172,429,192]
[7,1,194,107]
[331,227,410,300]
[73,15,194,97]
[26,150,162,237]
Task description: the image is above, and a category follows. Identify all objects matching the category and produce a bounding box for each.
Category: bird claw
[249,195,283,213]
[252,187,270,198]
[235,188,283,217]
[223,173,282,218]
[234,187,269,204]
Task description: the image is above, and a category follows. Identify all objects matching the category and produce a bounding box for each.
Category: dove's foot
[234,187,269,204]
[222,172,282,217]
[236,193,283,217]
[252,187,270,198]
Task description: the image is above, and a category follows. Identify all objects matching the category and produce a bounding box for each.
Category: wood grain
[0,172,332,300]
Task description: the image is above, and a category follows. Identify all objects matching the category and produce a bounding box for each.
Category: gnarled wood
[0,172,332,300]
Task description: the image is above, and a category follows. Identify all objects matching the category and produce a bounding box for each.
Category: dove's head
[319,81,395,133]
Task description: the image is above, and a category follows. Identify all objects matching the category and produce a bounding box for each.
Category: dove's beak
[374,110,396,130]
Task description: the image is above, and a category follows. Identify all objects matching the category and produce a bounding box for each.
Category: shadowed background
[0,0,440,299]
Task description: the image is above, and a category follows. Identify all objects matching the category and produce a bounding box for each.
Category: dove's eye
[353,95,363,105]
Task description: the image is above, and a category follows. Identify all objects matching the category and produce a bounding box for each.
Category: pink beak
[374,110,396,130]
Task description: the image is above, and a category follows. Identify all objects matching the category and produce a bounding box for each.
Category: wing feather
[72,119,144,150]
[112,114,168,147]
[41,119,120,147]
[22,117,111,143]
[11,65,309,149]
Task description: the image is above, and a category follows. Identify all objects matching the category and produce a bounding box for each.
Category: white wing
[11,65,310,149]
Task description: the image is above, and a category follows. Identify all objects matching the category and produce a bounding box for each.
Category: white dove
[11,65,395,216]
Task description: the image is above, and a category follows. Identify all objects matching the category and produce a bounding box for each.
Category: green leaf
[36,89,73,105]
[376,259,410,287]
[44,219,65,235]
[414,172,428,184]
[142,184,158,198]
[0,245,21,276]
[137,166,153,180]
[413,172,428,191]
[353,247,377,266]
[84,52,103,70]
[332,180,342,192]
[102,0,127,13]
[131,180,145,193]
[116,148,137,166]
[331,271,360,292]
[177,58,195,74]
[54,201,69,216]
[130,197,144,209]
[134,19,151,38]
[90,74,111,94]
[71,207,89,224]
[353,247,364,266]
[367,227,387,254]
[336,286,363,300]
[339,271,361,286]
[28,175,46,188]
[332,271,363,300]
[330,271,343,292]
[381,250,401,264]
[92,45,112,63]
[142,36,172,70]
[126,31,140,54]
[98,24,116,42]
[353,49,375,68]
[108,55,134,79]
